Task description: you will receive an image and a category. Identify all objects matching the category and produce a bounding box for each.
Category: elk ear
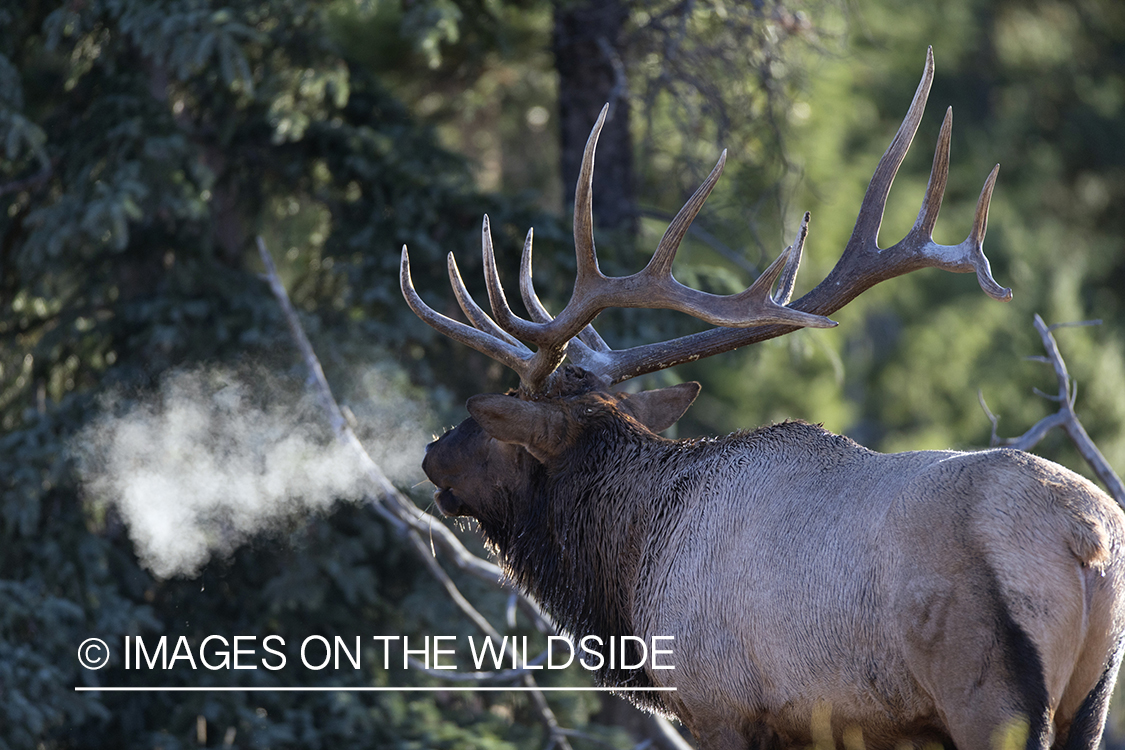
[466,394,568,463]
[620,381,701,433]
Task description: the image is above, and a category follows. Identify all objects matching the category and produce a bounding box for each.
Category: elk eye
[585,407,594,414]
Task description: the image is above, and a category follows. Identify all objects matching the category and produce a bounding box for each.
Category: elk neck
[477,410,720,696]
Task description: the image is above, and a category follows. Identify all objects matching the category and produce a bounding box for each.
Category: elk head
[402,48,1010,523]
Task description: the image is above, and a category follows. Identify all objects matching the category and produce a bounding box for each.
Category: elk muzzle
[422,417,495,518]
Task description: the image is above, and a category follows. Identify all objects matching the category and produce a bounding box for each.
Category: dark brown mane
[478,411,675,700]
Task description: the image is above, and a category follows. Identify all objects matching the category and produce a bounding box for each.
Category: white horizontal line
[74,686,676,693]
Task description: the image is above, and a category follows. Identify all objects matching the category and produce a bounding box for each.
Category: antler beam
[401,48,1010,395]
[402,104,835,396]
[596,47,1009,383]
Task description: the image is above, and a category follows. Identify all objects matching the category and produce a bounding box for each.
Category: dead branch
[981,314,1125,505]
[256,237,575,750]
[258,239,523,591]
[407,648,552,682]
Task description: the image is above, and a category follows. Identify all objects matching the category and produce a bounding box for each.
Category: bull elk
[400,50,1125,749]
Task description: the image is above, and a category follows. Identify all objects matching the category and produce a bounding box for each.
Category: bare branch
[983,314,1125,505]
[977,390,1002,447]
[258,238,576,750]
[259,238,521,592]
[556,726,645,750]
[644,715,695,750]
[404,530,502,641]
[1048,319,1102,332]
[990,408,1068,454]
[406,650,551,683]
[525,673,574,750]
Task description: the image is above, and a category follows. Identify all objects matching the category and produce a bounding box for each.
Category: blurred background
[2,0,1124,746]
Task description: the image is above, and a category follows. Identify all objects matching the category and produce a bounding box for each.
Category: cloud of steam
[73,364,435,579]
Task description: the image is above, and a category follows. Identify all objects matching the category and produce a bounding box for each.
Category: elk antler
[598,47,1009,383]
[402,105,835,396]
[401,48,1009,395]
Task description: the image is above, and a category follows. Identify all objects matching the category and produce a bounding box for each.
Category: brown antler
[580,47,1010,384]
[402,104,835,396]
[401,48,1009,395]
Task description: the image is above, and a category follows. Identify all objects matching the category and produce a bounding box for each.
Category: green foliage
[672,0,1125,489]
[3,0,1125,746]
[0,0,589,747]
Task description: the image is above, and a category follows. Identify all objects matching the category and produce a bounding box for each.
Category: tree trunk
[553,0,636,237]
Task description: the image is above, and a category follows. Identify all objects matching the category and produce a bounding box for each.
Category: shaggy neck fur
[476,412,711,703]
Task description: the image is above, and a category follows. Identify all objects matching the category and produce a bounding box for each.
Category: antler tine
[586,48,1012,384]
[481,214,542,344]
[916,107,953,238]
[603,147,832,331]
[574,104,609,286]
[400,246,534,373]
[848,46,935,252]
[968,164,1010,300]
[881,111,1008,300]
[574,320,612,354]
[519,228,552,325]
[519,227,610,354]
[773,212,810,306]
[448,252,522,348]
[645,151,728,277]
[737,240,834,328]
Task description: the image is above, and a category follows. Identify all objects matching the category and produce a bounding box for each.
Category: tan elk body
[402,50,1125,749]
[625,424,1119,747]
